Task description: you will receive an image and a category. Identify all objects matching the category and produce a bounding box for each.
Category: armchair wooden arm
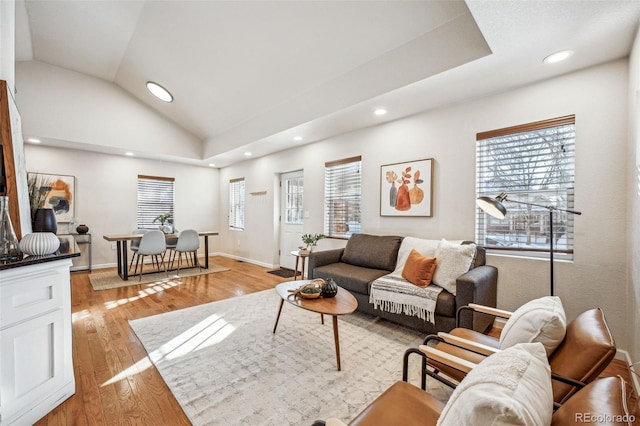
[467,303,512,319]
[418,345,477,374]
[436,332,500,356]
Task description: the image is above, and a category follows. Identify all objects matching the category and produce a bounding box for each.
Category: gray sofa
[308,234,498,334]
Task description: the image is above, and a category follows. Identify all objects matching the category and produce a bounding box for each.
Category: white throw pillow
[499,296,566,356]
[392,237,442,276]
[432,239,476,295]
[437,342,553,426]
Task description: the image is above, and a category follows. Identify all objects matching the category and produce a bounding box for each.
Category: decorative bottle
[0,196,20,261]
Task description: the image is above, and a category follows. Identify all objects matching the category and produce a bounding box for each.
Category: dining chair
[129,229,148,273]
[133,230,167,281]
[170,229,201,274]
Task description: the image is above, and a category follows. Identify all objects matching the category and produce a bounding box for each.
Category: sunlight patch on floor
[103,281,181,309]
[72,309,90,322]
[151,313,236,361]
[102,313,235,386]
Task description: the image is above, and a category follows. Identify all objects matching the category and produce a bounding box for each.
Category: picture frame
[27,172,75,223]
[380,158,433,217]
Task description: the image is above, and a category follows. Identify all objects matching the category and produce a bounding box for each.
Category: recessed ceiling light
[244,152,252,156]
[374,108,387,116]
[146,81,173,102]
[208,163,216,167]
[543,50,574,64]
[27,137,41,143]
[293,136,303,142]
[125,152,135,156]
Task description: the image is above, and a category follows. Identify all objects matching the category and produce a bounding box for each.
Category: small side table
[290,250,310,280]
[71,233,92,271]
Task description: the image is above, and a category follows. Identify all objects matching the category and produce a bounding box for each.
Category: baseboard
[615,349,640,397]
[213,252,277,269]
[493,317,507,329]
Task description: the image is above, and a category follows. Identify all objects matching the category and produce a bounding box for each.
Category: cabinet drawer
[0,268,66,328]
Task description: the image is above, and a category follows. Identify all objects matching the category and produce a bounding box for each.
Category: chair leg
[138,255,145,281]
[129,252,138,273]
[177,252,183,274]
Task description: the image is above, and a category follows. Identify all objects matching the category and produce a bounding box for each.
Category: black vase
[321,278,338,298]
[33,208,57,233]
[76,224,89,234]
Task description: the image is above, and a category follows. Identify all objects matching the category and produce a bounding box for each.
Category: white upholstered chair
[133,230,167,281]
[129,229,148,273]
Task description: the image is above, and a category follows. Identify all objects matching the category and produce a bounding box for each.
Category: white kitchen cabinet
[0,256,76,425]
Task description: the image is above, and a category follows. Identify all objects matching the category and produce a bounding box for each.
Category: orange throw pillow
[402,249,437,287]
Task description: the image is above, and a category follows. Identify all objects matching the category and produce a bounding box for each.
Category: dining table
[103,231,218,281]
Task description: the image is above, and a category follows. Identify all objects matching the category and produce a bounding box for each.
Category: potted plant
[300,233,326,252]
[153,212,174,233]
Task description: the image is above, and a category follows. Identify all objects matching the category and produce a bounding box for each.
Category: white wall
[218,59,632,352]
[628,26,640,364]
[0,0,15,91]
[16,61,203,161]
[25,145,219,268]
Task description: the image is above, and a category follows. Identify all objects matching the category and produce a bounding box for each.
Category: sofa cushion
[437,342,553,426]
[313,263,390,295]
[402,249,437,287]
[432,239,476,296]
[499,296,566,356]
[341,234,403,271]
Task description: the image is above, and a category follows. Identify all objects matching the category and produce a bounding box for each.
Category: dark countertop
[0,237,81,271]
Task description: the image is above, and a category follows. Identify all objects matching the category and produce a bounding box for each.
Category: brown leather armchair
[406,306,616,405]
[326,375,632,426]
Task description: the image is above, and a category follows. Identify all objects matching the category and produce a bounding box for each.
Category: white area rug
[129,290,452,425]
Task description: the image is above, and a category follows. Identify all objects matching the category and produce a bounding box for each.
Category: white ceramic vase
[19,232,61,256]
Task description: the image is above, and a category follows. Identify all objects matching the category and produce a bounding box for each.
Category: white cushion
[499,296,566,356]
[437,342,553,426]
[392,237,442,276]
[432,239,476,295]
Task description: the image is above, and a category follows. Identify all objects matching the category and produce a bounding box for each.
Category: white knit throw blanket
[369,274,443,323]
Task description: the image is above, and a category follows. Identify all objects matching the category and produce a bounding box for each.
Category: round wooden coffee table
[272,280,358,371]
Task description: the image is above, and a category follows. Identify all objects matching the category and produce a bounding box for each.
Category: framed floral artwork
[380,158,433,217]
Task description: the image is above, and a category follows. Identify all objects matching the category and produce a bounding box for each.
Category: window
[284,176,304,224]
[137,175,175,229]
[476,115,576,259]
[229,178,245,230]
[324,156,362,238]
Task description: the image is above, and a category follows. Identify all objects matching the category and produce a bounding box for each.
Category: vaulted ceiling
[14,0,640,167]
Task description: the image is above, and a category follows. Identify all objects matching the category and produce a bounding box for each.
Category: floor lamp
[476,192,582,296]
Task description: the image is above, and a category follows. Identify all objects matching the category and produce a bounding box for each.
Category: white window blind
[324,156,362,238]
[137,175,175,229]
[229,178,245,230]
[476,115,576,259]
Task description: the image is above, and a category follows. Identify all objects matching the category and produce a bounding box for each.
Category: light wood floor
[35,256,638,425]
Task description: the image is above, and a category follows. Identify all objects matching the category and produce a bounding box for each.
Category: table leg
[320,313,324,325]
[273,299,285,334]
[293,256,300,280]
[116,241,123,279]
[332,315,341,371]
[301,256,306,279]
[122,241,129,281]
[204,235,210,269]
